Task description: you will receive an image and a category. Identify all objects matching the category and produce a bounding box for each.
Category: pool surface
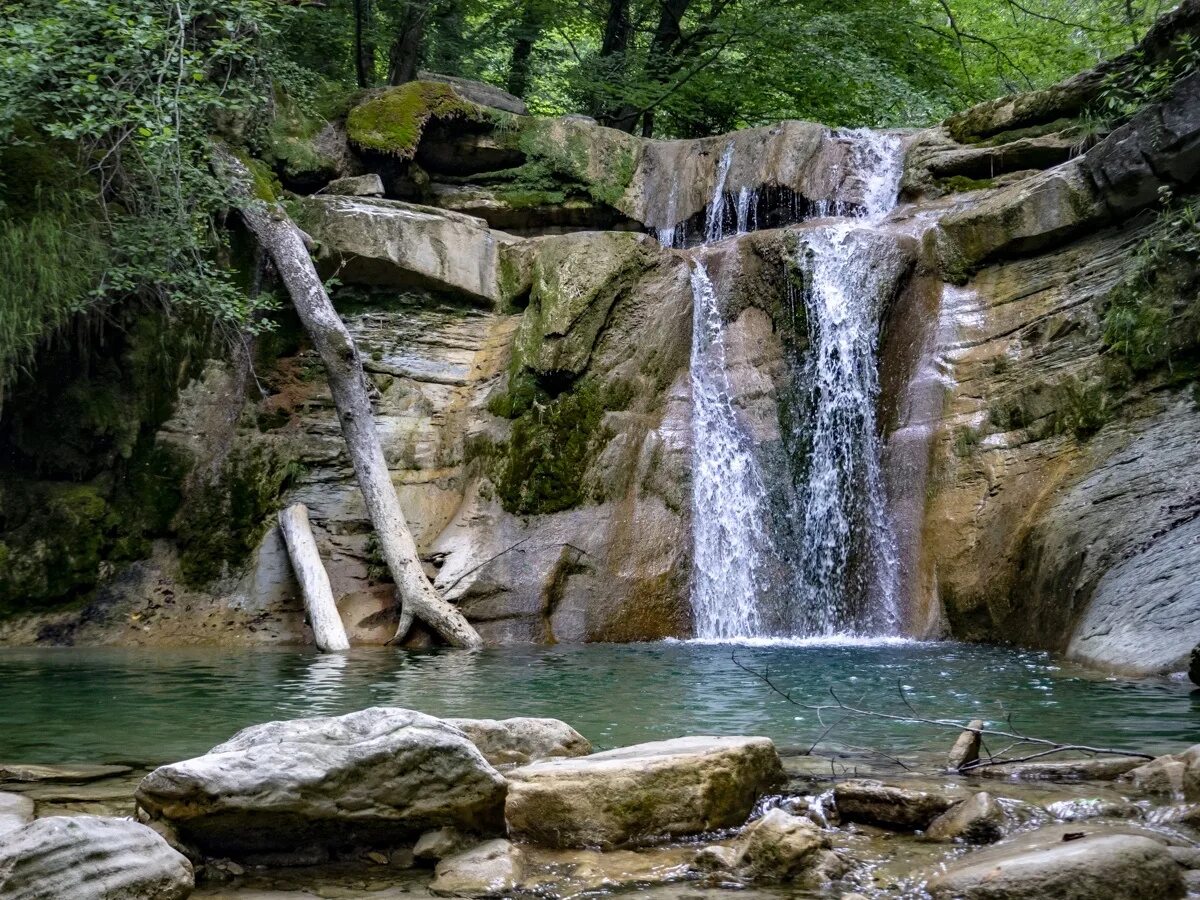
[1,640,1196,765]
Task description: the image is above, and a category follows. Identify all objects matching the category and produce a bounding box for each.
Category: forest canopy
[0,0,1174,393]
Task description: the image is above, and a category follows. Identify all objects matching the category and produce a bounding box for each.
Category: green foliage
[346,80,494,157]
[0,0,285,382]
[1043,378,1114,438]
[952,426,980,457]
[485,374,617,515]
[0,196,109,389]
[176,445,303,586]
[1090,34,1200,124]
[1103,195,1200,373]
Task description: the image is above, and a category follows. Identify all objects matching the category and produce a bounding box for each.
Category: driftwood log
[278,503,351,652]
[218,148,483,649]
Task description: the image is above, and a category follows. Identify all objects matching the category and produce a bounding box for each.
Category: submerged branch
[732,653,1154,769]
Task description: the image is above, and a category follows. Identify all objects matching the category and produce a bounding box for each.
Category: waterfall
[688,261,772,638]
[788,130,905,636]
[687,142,775,639]
[675,130,906,640]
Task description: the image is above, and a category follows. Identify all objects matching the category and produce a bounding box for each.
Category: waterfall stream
[667,131,906,640]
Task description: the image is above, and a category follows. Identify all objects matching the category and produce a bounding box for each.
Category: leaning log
[216,148,483,649]
[278,503,350,652]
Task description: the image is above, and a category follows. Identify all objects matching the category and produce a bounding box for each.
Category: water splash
[790,224,904,635]
[689,259,774,639]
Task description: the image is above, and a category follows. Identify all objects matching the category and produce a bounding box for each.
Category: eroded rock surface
[136,707,507,858]
[445,717,591,766]
[0,816,194,900]
[505,736,784,848]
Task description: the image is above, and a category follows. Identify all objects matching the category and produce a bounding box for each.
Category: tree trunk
[216,149,483,649]
[354,0,376,88]
[592,0,632,124]
[388,1,430,85]
[506,0,541,98]
[278,503,351,652]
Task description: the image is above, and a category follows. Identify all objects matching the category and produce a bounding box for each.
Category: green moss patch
[515,119,639,208]
[0,441,190,617]
[484,374,630,516]
[346,81,495,159]
[176,444,303,587]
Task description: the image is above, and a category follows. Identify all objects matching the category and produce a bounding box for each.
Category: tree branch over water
[732,653,1154,770]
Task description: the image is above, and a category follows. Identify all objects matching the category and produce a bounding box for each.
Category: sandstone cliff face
[898,13,1200,673]
[3,13,1199,668]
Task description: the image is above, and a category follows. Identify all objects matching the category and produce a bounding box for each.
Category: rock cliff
[2,2,1199,672]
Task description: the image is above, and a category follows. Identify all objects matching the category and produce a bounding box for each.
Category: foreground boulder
[0,816,193,900]
[924,791,1006,844]
[0,792,33,837]
[733,808,844,884]
[505,736,784,848]
[833,779,960,831]
[429,839,525,897]
[926,829,1185,899]
[1123,745,1200,799]
[135,707,507,858]
[445,717,592,766]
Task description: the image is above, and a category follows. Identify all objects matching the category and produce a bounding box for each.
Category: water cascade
[676,130,907,640]
[687,144,775,639]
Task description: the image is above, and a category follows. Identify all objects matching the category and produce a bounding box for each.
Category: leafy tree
[0,0,287,391]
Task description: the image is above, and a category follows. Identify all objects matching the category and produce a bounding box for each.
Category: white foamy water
[679,130,907,640]
[688,259,773,639]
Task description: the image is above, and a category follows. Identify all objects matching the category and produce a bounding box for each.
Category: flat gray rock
[505,735,784,849]
[927,828,1185,899]
[0,792,34,838]
[136,707,507,858]
[0,815,193,900]
[445,716,591,766]
[834,779,961,831]
[0,763,132,783]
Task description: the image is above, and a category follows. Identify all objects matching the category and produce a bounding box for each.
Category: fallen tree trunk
[278,503,351,652]
[217,148,483,649]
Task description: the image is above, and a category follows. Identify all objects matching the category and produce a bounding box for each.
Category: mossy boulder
[513,231,658,378]
[513,118,641,209]
[346,81,498,159]
[937,159,1106,275]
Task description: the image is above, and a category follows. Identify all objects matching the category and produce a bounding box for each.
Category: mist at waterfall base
[2,643,1197,765]
[676,131,909,642]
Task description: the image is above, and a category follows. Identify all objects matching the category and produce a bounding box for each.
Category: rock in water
[1124,744,1200,799]
[734,808,843,884]
[325,174,385,197]
[429,839,525,897]
[948,719,984,771]
[1190,644,1200,686]
[0,816,194,900]
[446,717,592,766]
[926,831,1185,899]
[135,707,507,858]
[833,780,960,831]
[0,793,33,838]
[414,827,475,862]
[505,736,784,848]
[925,792,1006,844]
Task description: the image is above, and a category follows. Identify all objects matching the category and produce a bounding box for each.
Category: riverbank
[3,704,1200,899]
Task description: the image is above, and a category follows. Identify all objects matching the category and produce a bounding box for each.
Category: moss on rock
[485,375,617,515]
[514,119,640,209]
[176,444,303,587]
[346,81,496,159]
